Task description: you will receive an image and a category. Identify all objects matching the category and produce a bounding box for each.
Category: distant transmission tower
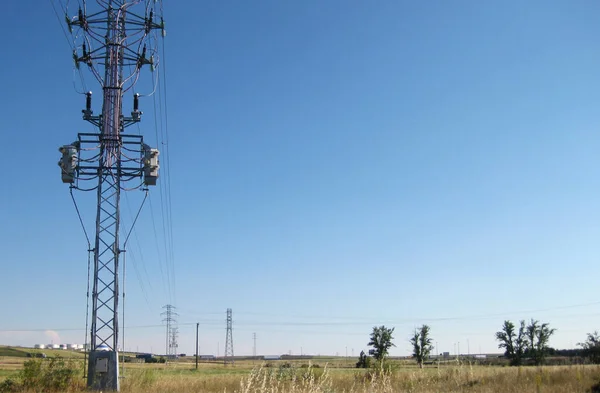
[161,305,178,358]
[170,326,179,358]
[57,1,165,391]
[224,308,234,364]
[253,332,256,357]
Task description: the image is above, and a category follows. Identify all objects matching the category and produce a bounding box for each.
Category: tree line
[357,321,600,368]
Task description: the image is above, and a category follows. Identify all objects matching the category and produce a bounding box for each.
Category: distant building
[264,355,281,361]
[200,355,216,361]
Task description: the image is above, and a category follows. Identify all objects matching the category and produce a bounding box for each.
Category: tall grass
[3,361,600,392]
[120,363,600,393]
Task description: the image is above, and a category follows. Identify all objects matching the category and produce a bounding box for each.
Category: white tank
[34,344,45,349]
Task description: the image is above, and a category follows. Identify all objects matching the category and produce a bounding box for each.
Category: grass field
[1,349,600,392]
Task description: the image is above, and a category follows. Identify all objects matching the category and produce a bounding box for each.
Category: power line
[5,310,600,335]
[6,301,600,334]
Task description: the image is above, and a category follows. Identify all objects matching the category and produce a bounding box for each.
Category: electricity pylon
[161,304,178,358]
[57,1,165,390]
[224,308,234,364]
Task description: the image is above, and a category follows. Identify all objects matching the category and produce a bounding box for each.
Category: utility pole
[161,305,178,359]
[224,308,234,365]
[195,323,199,370]
[58,1,164,391]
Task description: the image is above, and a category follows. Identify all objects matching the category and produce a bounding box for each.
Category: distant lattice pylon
[224,308,234,364]
[161,305,178,358]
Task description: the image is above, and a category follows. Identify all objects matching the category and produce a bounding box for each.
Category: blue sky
[1,0,600,357]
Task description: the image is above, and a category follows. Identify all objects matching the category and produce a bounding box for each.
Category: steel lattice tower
[161,304,178,358]
[224,308,234,364]
[58,1,165,390]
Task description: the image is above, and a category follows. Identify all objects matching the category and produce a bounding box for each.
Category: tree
[410,325,433,369]
[525,319,539,359]
[578,331,600,364]
[496,320,527,366]
[368,326,395,365]
[529,321,555,365]
[356,350,371,368]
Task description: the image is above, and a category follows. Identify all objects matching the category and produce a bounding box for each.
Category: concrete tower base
[87,351,120,391]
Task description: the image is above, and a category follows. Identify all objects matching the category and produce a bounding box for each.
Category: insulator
[72,50,79,68]
[86,91,92,111]
[65,14,72,33]
[78,8,83,23]
[149,10,154,24]
[83,43,87,57]
[133,93,139,111]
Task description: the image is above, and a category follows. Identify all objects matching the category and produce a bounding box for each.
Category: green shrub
[19,357,78,392]
[0,379,18,393]
[356,350,371,369]
[300,363,321,368]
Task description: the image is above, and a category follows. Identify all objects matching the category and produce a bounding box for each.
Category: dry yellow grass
[2,359,600,392]
[118,363,600,393]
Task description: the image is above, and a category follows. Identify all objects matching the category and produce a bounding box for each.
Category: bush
[356,351,371,369]
[0,379,18,393]
[300,363,321,368]
[19,357,78,392]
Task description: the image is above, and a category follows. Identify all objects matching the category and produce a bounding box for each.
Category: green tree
[410,325,433,369]
[578,331,600,364]
[529,320,555,365]
[525,318,539,359]
[496,320,527,366]
[368,326,395,365]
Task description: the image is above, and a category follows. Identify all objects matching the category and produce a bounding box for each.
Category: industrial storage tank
[34,344,45,349]
[49,344,60,349]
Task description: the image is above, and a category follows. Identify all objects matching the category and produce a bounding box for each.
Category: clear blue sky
[1,0,600,357]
